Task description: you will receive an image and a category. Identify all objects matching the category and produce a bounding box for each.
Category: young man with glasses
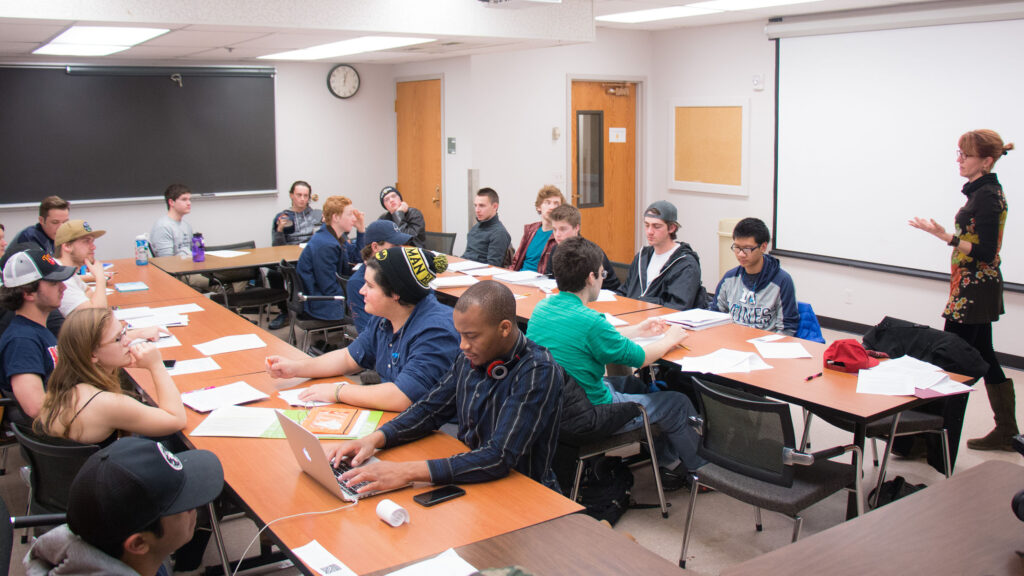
[712,217,798,335]
[618,200,708,311]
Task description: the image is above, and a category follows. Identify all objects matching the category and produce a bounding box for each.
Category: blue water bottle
[135,235,149,266]
[191,233,205,262]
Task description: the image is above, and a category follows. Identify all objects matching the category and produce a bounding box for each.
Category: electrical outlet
[843,288,854,305]
[752,74,764,92]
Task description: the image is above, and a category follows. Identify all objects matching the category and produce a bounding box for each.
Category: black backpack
[578,456,634,525]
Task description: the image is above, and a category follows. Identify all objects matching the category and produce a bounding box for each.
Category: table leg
[847,422,866,520]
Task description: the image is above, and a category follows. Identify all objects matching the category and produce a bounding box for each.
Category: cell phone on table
[413,485,465,507]
[163,360,177,368]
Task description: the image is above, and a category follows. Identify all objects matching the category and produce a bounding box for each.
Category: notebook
[275,410,407,502]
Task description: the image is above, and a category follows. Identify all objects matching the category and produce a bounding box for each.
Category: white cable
[229,501,357,576]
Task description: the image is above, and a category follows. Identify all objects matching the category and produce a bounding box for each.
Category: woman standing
[35,308,186,444]
[910,129,1015,451]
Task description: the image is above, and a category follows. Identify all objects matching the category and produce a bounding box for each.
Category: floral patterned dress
[943,172,1007,324]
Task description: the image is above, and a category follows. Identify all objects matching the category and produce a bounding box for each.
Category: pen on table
[679,344,692,351]
[805,372,823,382]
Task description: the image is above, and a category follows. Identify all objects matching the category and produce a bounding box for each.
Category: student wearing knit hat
[377,186,426,248]
[267,246,459,411]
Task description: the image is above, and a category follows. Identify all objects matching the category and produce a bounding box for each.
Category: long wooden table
[721,460,1024,576]
[150,244,302,277]
[108,258,583,575]
[366,513,685,576]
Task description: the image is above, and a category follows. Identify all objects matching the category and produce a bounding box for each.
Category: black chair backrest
[205,240,257,251]
[691,377,796,487]
[277,259,306,315]
[11,424,100,514]
[0,495,10,576]
[423,231,456,255]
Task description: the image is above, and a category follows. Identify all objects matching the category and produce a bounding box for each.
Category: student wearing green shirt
[527,236,705,489]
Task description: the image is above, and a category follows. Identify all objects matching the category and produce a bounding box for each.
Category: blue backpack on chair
[795,301,825,343]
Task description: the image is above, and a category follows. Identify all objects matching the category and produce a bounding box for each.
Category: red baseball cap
[823,339,879,373]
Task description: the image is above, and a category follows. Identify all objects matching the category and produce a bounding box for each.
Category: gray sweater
[461,215,511,265]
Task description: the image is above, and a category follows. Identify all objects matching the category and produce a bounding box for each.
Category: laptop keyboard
[331,459,371,498]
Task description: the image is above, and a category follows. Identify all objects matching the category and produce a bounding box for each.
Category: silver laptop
[275,410,406,501]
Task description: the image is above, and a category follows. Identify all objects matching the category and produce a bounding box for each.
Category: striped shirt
[379,332,564,490]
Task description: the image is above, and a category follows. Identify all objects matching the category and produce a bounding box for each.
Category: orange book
[301,406,358,435]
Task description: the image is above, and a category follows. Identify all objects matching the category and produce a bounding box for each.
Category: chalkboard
[0,66,276,205]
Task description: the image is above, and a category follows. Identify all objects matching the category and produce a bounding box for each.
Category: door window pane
[577,110,603,208]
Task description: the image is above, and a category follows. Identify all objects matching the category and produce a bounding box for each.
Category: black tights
[944,320,1007,385]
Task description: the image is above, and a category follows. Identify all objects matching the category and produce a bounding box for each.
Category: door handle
[432,185,440,206]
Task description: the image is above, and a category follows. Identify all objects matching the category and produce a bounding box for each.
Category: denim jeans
[605,376,706,472]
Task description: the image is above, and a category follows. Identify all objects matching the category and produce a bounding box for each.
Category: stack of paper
[657,309,731,331]
[181,381,269,412]
[461,266,508,277]
[672,348,772,374]
[494,270,543,284]
[596,290,618,302]
[528,277,558,292]
[115,281,148,292]
[429,276,479,289]
[127,313,188,329]
[856,355,972,397]
[446,260,488,273]
[190,406,382,439]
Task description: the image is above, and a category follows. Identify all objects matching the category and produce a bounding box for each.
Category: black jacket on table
[944,172,1007,324]
[617,242,707,311]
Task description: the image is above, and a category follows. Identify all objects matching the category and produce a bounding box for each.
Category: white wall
[647,20,1024,357]
[394,28,655,255]
[0,60,397,259]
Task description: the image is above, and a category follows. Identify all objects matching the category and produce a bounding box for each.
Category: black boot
[967,379,1019,451]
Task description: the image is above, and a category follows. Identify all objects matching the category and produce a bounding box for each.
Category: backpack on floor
[578,456,634,525]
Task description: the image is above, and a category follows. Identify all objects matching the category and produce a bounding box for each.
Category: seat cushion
[694,458,857,517]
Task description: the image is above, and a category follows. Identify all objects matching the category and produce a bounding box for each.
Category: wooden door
[396,79,443,231]
[571,81,637,263]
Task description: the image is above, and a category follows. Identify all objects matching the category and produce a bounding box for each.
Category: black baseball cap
[67,438,224,551]
[365,220,412,246]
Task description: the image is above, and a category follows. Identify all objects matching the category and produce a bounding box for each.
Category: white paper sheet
[428,276,479,289]
[631,333,667,347]
[461,266,508,277]
[204,250,249,258]
[494,270,543,283]
[673,349,772,374]
[127,313,188,328]
[166,357,220,377]
[193,334,266,356]
[385,549,478,576]
[528,277,558,292]
[603,313,628,327]
[869,356,950,390]
[446,260,488,272]
[292,540,357,576]
[747,334,785,344]
[189,406,278,437]
[181,381,269,413]
[152,302,205,315]
[113,306,153,320]
[153,334,182,349]
[656,308,731,330]
[856,369,915,396]
[929,380,973,395]
[596,289,618,302]
[753,342,812,359]
[114,281,148,292]
[278,387,332,407]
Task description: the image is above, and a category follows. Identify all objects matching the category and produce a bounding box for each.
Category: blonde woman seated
[35,308,187,445]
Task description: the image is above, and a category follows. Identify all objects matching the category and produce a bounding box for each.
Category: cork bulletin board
[669,100,748,196]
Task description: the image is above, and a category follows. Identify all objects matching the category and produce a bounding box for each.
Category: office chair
[679,377,862,569]
[206,241,288,328]
[277,259,352,354]
[423,231,456,255]
[555,375,669,518]
[0,494,65,576]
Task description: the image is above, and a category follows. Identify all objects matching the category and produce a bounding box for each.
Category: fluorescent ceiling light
[33,26,168,56]
[688,0,822,10]
[260,36,435,60]
[596,6,721,23]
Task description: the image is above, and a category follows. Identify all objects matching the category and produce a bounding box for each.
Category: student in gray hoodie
[712,217,799,335]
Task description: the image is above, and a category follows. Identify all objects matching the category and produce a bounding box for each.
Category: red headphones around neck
[486,355,520,380]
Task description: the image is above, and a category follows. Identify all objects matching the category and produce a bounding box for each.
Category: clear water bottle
[191,233,205,262]
[135,235,149,266]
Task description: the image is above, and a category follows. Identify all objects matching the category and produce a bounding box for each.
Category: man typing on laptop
[325,281,565,492]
